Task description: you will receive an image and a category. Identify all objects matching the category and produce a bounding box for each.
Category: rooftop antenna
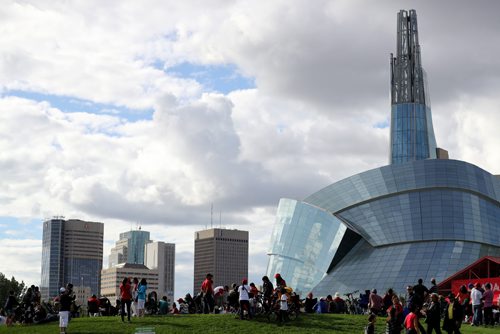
[219,210,222,228]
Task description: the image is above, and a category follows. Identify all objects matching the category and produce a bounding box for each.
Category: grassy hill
[0,313,497,334]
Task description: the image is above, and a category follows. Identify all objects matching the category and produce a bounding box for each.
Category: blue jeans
[472,304,482,325]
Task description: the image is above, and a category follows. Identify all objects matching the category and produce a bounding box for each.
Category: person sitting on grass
[159,296,169,315]
[170,302,179,315]
[178,298,189,314]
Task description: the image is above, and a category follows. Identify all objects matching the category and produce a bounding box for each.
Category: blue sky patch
[0,216,41,240]
[4,90,153,122]
[165,62,255,94]
[374,119,390,129]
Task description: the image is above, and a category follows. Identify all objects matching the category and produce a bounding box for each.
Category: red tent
[438,256,500,300]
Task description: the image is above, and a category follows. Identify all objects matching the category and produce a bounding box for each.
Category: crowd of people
[3,275,500,333]
[360,278,500,334]
[195,272,296,324]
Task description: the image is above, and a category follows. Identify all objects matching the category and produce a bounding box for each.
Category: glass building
[266,9,500,296]
[108,229,151,267]
[41,219,104,301]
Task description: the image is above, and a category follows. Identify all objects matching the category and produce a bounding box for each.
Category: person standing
[4,291,18,317]
[119,277,132,322]
[385,307,402,334]
[413,279,429,305]
[442,294,462,334]
[404,304,420,334]
[262,276,274,312]
[470,282,483,326]
[278,287,289,325]
[482,283,494,327]
[131,277,139,316]
[59,287,72,334]
[429,278,438,295]
[137,278,147,317]
[369,289,383,315]
[238,279,252,320]
[425,293,442,334]
[201,273,214,314]
[274,273,287,289]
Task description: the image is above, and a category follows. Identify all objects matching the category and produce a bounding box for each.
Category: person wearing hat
[442,293,463,334]
[425,293,442,334]
[238,278,252,320]
[59,287,72,334]
[201,273,214,314]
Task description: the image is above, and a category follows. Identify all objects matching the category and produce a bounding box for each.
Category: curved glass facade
[266,160,500,295]
[312,239,500,296]
[266,199,346,295]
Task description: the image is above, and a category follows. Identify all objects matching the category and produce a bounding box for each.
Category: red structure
[438,256,500,300]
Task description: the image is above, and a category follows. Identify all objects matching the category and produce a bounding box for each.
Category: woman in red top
[120,277,132,322]
[404,304,420,334]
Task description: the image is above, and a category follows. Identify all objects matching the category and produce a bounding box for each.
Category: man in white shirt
[470,283,483,326]
[238,279,252,320]
[279,288,289,325]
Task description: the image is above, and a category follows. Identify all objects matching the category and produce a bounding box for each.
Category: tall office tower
[108,229,151,267]
[390,9,437,164]
[144,241,175,302]
[41,218,104,301]
[193,228,248,294]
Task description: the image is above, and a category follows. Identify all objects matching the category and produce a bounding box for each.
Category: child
[386,307,402,334]
[365,313,377,334]
[278,287,289,325]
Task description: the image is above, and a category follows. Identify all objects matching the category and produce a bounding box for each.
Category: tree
[0,273,25,307]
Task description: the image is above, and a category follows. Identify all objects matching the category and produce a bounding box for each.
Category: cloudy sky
[1,0,499,299]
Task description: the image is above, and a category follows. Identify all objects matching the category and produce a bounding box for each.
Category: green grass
[0,314,497,334]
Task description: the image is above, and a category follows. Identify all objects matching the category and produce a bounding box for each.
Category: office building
[193,228,248,294]
[100,263,159,301]
[41,218,104,301]
[266,9,500,296]
[108,229,151,267]
[144,241,175,302]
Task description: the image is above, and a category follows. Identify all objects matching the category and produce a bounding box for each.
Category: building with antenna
[103,228,176,302]
[40,218,104,301]
[266,9,500,296]
[193,228,248,294]
[108,229,151,267]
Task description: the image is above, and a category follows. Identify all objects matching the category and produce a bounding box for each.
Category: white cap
[60,287,66,293]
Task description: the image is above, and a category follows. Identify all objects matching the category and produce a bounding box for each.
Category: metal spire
[390,9,426,105]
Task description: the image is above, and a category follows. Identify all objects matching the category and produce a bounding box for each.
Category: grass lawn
[0,314,497,334]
